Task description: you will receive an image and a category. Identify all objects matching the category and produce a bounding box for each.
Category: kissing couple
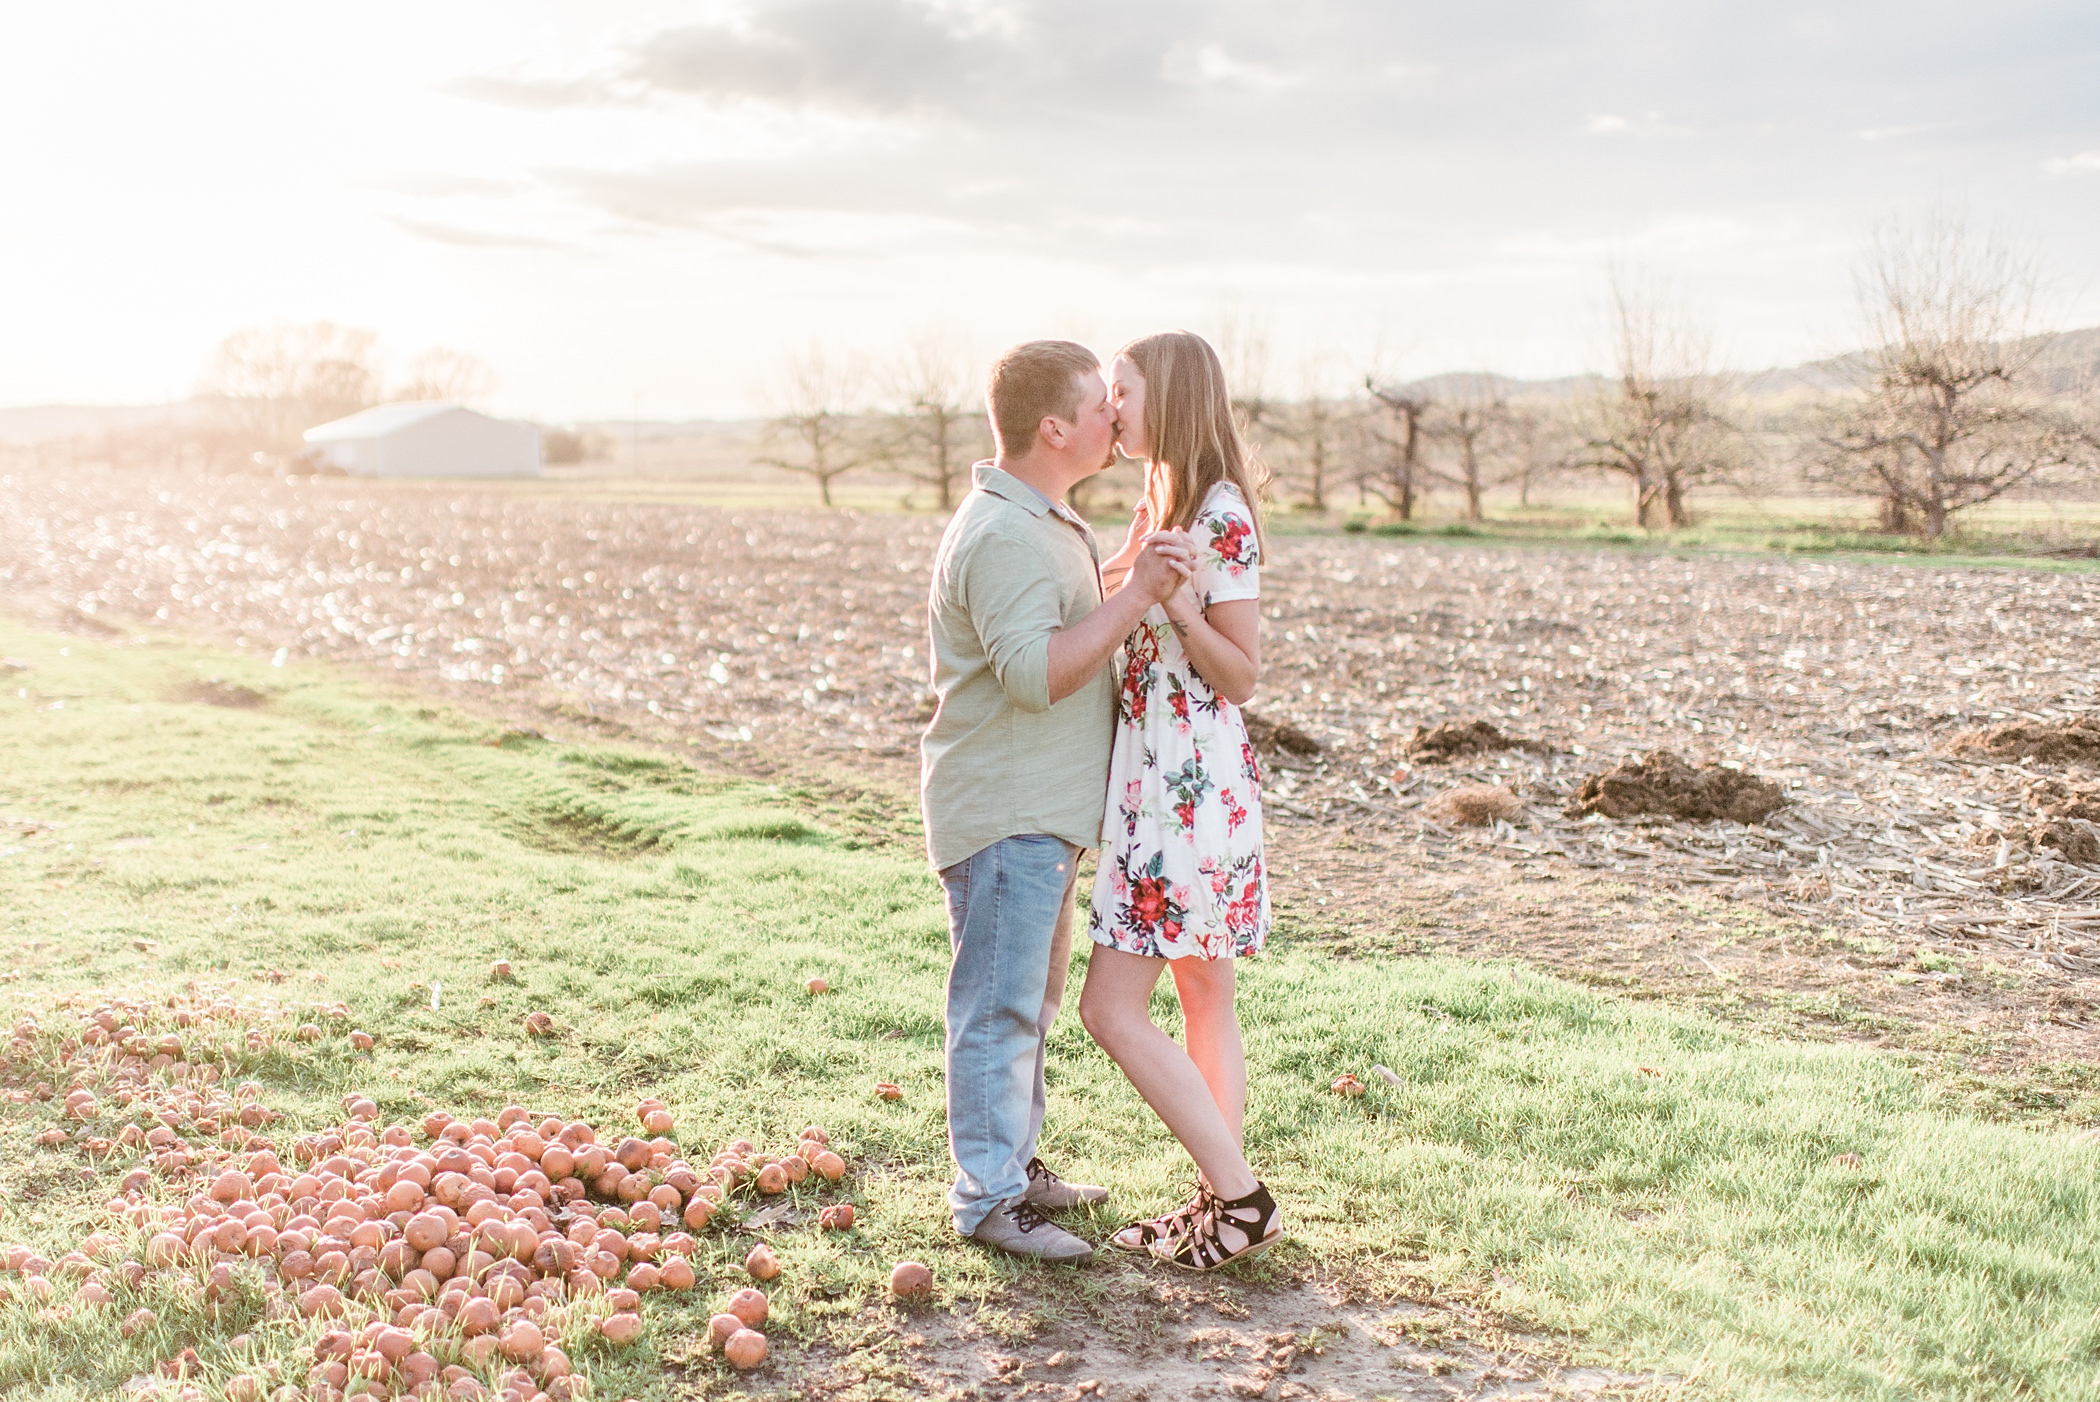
[920,332,1280,1270]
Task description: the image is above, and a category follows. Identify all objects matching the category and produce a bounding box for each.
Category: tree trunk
[1663,471,1689,529]
[1635,476,1661,529]
[935,412,954,512]
[818,472,835,508]
[1462,438,1482,521]
[1398,410,1419,520]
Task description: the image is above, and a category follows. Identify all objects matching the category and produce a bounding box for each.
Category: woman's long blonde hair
[1120,331,1269,555]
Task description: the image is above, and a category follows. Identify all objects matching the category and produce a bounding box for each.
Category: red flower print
[1174,800,1196,830]
[1130,877,1168,927]
[1209,515,1253,565]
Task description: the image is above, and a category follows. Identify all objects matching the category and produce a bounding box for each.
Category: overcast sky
[3,1,2096,419]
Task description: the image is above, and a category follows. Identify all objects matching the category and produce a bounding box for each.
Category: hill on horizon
[7,327,2095,447]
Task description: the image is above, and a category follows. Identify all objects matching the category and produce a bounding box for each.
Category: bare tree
[757,346,872,509]
[1502,402,1573,508]
[881,332,988,511]
[1424,375,1515,522]
[1269,362,1355,512]
[1571,268,1741,529]
[1214,309,1279,442]
[1363,378,1430,520]
[397,348,497,406]
[1821,213,2099,538]
[198,322,382,460]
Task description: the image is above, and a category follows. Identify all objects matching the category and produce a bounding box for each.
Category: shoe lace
[1007,1199,1054,1234]
[1025,1157,1061,1187]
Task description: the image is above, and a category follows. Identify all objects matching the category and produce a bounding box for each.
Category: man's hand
[1042,532,1194,705]
[1127,530,1196,604]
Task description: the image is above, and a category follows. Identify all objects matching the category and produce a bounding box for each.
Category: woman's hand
[1101,501,1155,595]
[1109,501,1152,563]
[1149,528,1203,624]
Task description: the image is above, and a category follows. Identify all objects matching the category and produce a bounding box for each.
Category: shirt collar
[974,461,1088,527]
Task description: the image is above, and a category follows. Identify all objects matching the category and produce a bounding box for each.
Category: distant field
[532,452,2100,562]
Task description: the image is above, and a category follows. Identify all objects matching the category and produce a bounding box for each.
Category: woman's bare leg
[1079,945,1257,1200]
[1168,955,1246,1150]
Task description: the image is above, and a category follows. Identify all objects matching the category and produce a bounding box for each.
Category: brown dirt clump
[1242,710,1321,757]
[1406,718,1532,762]
[2028,777,2100,823]
[1424,783,1523,827]
[1565,750,1788,825]
[2034,819,2100,866]
[177,677,269,709]
[1947,715,2100,765]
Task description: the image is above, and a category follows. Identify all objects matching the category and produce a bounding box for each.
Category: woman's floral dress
[1088,481,1269,960]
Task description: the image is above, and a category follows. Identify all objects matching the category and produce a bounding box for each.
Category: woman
[1079,330,1280,1271]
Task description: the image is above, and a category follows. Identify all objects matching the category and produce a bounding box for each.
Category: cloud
[629,1,987,114]
[372,173,531,199]
[441,73,614,111]
[433,0,2100,305]
[386,216,570,251]
[1163,42,1300,91]
[2044,150,2100,174]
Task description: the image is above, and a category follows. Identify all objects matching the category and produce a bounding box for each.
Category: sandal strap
[1112,1182,1207,1248]
[1154,1182,1279,1270]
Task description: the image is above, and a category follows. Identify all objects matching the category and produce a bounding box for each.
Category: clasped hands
[1125,527,1202,617]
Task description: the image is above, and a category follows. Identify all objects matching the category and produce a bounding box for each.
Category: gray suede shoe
[1022,1157,1110,1210]
[967,1198,1095,1263]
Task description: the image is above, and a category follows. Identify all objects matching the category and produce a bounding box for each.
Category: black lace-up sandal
[1148,1181,1282,1271]
[1107,1181,1207,1253]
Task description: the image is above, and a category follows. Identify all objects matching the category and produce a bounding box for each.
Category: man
[921,340,1194,1262]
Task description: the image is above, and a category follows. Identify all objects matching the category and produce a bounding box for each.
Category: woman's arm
[1163,590,1259,706]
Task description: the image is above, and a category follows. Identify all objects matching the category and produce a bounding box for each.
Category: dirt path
[767,1274,1651,1402]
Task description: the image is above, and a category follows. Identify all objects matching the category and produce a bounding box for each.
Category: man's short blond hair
[986,340,1099,456]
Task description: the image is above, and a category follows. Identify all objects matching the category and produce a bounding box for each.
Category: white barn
[302,403,540,478]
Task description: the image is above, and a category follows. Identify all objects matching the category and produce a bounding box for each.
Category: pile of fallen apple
[6,987,355,1115]
[0,1092,914,1400]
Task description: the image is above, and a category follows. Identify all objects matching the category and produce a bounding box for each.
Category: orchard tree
[1572,268,1743,529]
[758,345,873,509]
[1822,213,2098,538]
[882,332,987,512]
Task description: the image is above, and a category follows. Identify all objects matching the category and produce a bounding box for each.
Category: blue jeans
[940,834,1079,1234]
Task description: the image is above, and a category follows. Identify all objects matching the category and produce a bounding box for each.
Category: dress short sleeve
[1192,482,1260,606]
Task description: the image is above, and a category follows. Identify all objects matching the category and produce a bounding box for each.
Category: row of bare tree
[763,215,2099,538]
[194,324,498,467]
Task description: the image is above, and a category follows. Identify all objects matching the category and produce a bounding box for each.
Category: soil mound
[1946,715,2100,765]
[2028,777,2100,824]
[1565,750,1787,825]
[1406,718,1528,762]
[2035,819,2100,866]
[1424,783,1523,827]
[178,677,269,709]
[1243,711,1322,757]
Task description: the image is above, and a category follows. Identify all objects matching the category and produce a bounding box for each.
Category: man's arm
[1045,535,1192,703]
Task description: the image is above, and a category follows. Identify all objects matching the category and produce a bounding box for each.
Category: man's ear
[1036,416,1069,452]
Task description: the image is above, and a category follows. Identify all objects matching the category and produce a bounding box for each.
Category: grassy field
[3,619,2099,1400]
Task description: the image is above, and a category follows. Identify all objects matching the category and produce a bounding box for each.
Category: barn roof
[303,402,466,442]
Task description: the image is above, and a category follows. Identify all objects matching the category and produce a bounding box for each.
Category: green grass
[1324,499,2100,571]
[3,621,2099,1400]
